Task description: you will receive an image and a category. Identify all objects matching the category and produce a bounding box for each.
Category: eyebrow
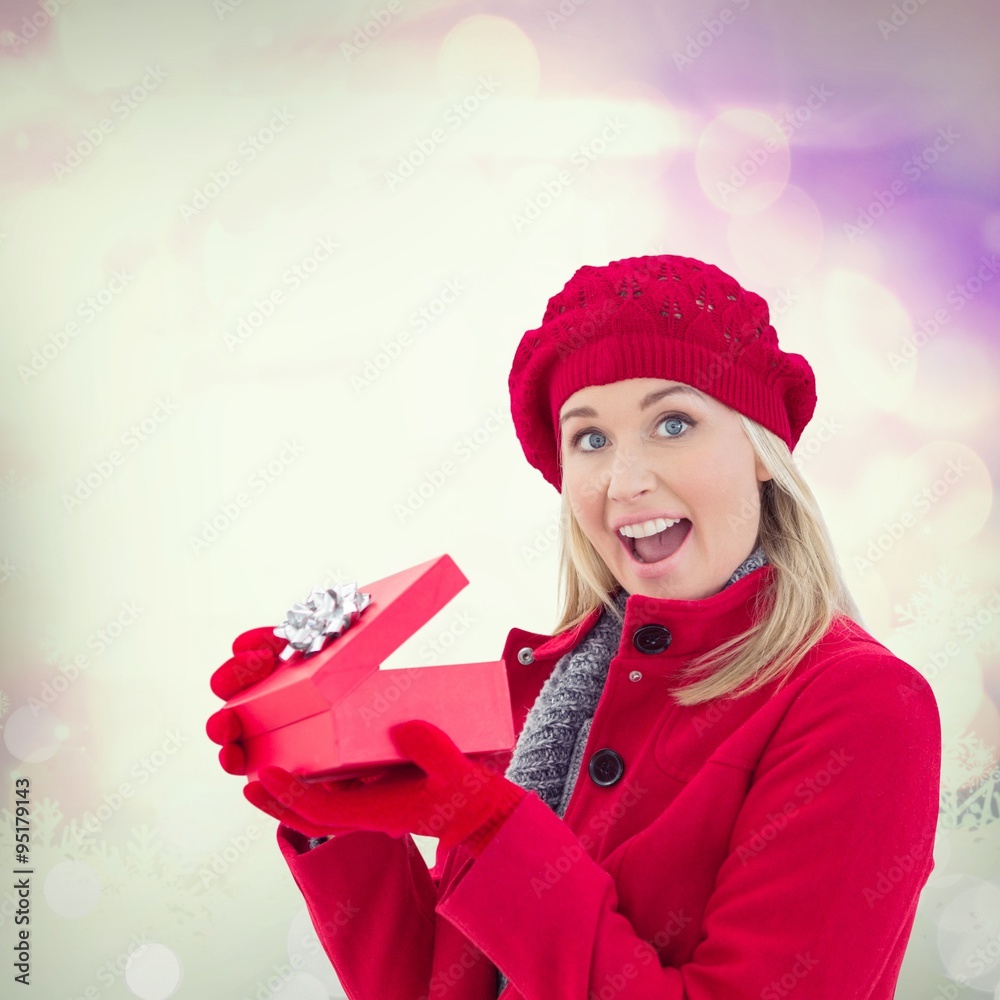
[559,385,706,425]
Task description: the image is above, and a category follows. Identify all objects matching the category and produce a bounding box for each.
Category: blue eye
[659,415,691,437]
[575,430,607,451]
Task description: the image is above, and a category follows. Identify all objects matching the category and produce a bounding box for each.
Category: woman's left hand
[244,720,526,852]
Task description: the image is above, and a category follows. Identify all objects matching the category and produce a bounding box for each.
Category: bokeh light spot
[437,16,539,100]
[44,860,102,918]
[728,183,824,287]
[3,706,64,762]
[124,943,183,1000]
[824,269,916,409]
[696,109,790,215]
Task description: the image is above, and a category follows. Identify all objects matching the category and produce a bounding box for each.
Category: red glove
[206,626,387,787]
[245,719,527,857]
[206,626,286,775]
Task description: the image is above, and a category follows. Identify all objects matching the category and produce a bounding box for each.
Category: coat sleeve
[434,655,942,999]
[275,823,444,1000]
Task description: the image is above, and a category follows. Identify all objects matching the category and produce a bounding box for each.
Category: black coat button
[588,748,624,787]
[632,623,672,654]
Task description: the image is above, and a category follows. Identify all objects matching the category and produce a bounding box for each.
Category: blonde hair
[552,414,862,706]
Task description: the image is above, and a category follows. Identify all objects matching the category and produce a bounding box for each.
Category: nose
[606,446,657,501]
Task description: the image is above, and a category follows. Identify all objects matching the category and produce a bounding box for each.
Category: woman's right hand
[206,626,286,775]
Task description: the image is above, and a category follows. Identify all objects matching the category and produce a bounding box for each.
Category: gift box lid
[226,554,476,739]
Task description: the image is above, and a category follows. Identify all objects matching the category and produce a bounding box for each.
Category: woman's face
[559,377,772,601]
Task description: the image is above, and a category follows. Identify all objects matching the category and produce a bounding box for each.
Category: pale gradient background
[1,0,999,997]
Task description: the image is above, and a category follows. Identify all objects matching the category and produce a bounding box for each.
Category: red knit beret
[508,254,817,492]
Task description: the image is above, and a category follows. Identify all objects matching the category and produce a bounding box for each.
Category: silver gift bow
[273,582,372,661]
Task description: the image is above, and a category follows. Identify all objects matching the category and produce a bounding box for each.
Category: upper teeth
[618,517,683,538]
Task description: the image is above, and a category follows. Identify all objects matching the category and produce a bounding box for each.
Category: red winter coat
[275,564,941,999]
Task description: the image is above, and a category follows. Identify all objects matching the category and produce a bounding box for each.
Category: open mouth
[619,518,692,565]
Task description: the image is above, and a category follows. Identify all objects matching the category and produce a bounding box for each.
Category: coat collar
[531,564,776,675]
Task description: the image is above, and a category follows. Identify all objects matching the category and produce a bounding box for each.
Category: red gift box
[223,554,516,783]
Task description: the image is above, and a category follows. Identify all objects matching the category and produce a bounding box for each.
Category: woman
[207,254,941,999]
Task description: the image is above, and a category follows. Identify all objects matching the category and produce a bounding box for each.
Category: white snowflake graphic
[895,568,977,633]
[893,568,1000,831]
[939,731,1000,831]
[894,567,1000,661]
[39,632,69,667]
